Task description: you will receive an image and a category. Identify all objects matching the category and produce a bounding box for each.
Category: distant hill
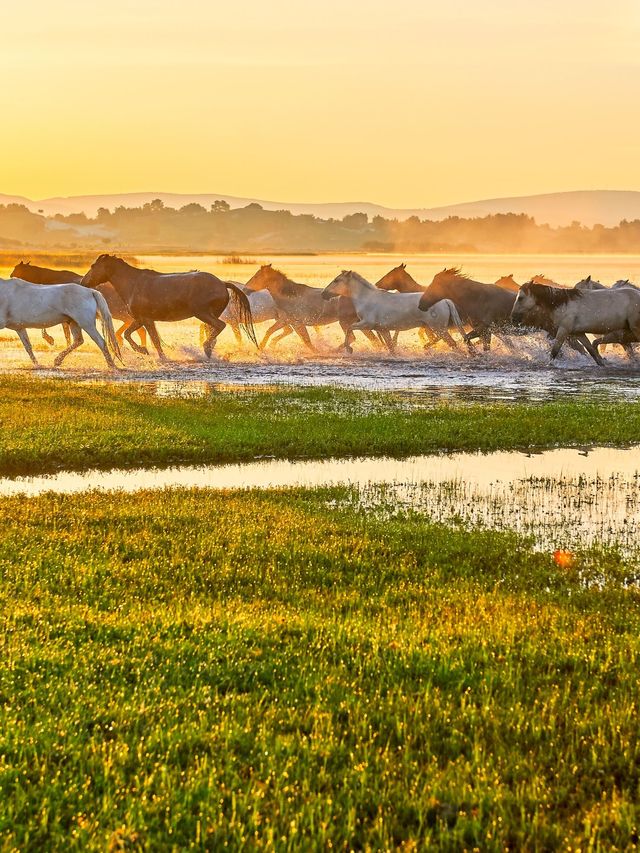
[2,189,640,228]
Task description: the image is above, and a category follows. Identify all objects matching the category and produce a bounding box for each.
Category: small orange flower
[553,549,574,569]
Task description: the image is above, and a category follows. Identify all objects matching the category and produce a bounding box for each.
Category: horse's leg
[378,329,395,352]
[137,326,147,349]
[481,330,492,352]
[79,318,116,369]
[124,321,150,355]
[549,328,569,362]
[392,330,400,346]
[63,322,71,346]
[15,329,38,365]
[576,334,605,366]
[195,315,225,358]
[260,320,287,350]
[364,330,382,348]
[142,320,168,362]
[271,326,295,346]
[54,322,84,367]
[438,329,459,351]
[42,329,55,346]
[422,327,439,349]
[292,324,315,351]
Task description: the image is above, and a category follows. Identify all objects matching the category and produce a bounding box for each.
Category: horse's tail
[92,290,123,362]
[446,299,466,333]
[225,283,258,347]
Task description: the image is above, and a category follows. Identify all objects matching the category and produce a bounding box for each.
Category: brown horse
[244,265,342,350]
[81,255,257,360]
[418,268,516,351]
[375,263,424,293]
[11,260,147,352]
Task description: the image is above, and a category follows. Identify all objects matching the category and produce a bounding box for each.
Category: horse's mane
[432,267,472,283]
[523,282,583,308]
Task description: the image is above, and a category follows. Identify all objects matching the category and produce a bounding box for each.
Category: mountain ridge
[2,189,640,227]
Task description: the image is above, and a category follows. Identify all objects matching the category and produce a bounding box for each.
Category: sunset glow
[3,0,639,206]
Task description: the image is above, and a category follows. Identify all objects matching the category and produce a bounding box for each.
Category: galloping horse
[418,268,516,351]
[244,265,340,350]
[511,281,640,365]
[12,260,147,352]
[0,278,121,368]
[323,271,468,352]
[81,255,257,360]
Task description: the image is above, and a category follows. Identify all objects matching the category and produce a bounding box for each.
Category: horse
[323,271,469,353]
[11,260,147,352]
[418,268,516,351]
[0,278,121,368]
[244,265,340,350]
[511,281,640,366]
[576,279,640,358]
[81,255,257,360]
[574,275,606,292]
[375,263,424,293]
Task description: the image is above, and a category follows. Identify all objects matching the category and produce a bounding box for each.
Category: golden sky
[2,0,639,207]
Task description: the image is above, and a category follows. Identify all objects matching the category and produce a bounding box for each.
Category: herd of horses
[1,256,640,368]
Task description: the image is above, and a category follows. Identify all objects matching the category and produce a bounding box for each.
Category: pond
[3,445,640,554]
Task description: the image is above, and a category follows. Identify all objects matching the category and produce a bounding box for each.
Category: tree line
[1,198,639,254]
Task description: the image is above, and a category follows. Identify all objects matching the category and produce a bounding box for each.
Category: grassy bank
[1,377,640,475]
[0,487,638,849]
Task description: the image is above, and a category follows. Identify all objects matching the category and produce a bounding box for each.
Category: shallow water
[4,445,640,553]
[4,252,640,400]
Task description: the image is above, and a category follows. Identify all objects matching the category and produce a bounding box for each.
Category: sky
[2,0,639,207]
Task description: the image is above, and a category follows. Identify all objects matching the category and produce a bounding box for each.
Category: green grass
[1,376,640,476]
[0,486,639,850]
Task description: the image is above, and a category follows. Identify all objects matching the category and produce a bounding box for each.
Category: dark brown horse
[418,268,516,350]
[11,260,147,352]
[81,255,257,359]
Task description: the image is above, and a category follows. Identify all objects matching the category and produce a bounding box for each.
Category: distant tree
[211,200,230,213]
[342,212,369,230]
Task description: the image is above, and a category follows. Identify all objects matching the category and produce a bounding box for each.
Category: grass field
[0,486,639,850]
[2,377,640,475]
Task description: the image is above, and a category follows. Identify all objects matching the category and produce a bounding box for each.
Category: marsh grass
[0,486,639,849]
[2,377,640,476]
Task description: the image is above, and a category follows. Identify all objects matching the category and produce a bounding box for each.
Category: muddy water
[3,446,640,553]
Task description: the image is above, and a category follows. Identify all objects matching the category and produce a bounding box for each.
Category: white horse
[323,271,468,353]
[0,279,121,368]
[511,281,640,365]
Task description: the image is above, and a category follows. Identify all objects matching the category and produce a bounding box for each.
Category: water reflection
[3,446,640,553]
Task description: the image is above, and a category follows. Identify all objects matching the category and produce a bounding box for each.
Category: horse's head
[244,263,274,291]
[322,270,352,300]
[511,281,581,325]
[11,260,30,279]
[510,282,539,324]
[81,253,118,288]
[376,262,410,291]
